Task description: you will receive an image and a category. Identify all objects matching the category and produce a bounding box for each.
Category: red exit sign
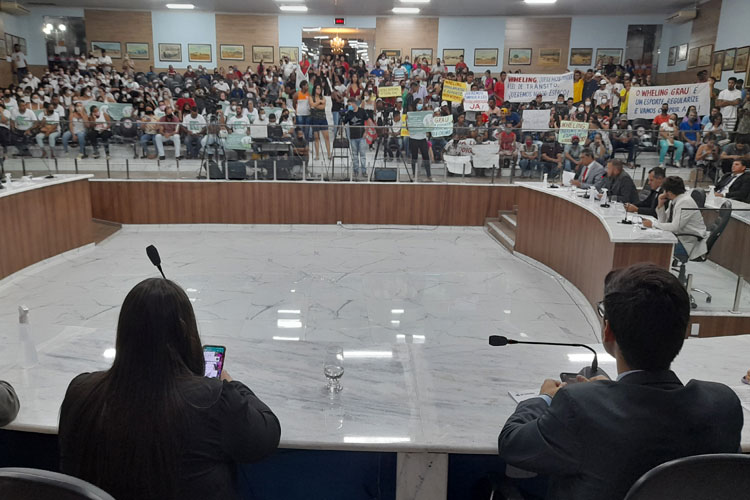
[334,18,345,25]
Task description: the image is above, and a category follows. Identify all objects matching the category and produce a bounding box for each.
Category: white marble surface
[705,195,750,225]
[518,183,678,245]
[0,174,92,198]
[2,225,750,454]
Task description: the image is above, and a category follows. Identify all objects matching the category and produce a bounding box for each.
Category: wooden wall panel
[503,17,572,73]
[689,314,750,337]
[657,0,722,85]
[702,211,750,279]
[84,9,154,73]
[0,180,94,280]
[89,181,515,226]
[0,15,11,87]
[215,14,278,70]
[375,17,439,64]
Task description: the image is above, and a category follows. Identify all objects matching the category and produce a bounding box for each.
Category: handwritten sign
[442,79,468,103]
[558,120,590,145]
[464,91,489,112]
[378,85,403,98]
[505,73,574,103]
[521,109,551,131]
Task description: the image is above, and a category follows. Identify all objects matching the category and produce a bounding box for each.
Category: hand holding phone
[203,345,226,379]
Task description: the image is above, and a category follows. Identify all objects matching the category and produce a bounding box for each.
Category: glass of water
[323,346,344,393]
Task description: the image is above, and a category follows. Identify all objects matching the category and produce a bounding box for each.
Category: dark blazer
[600,171,639,204]
[635,187,662,217]
[498,371,742,500]
[716,171,750,202]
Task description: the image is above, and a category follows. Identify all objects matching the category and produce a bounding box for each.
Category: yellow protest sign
[378,85,403,98]
[442,80,467,103]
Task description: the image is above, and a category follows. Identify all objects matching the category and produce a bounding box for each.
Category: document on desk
[508,390,540,404]
[731,385,750,413]
[561,171,575,187]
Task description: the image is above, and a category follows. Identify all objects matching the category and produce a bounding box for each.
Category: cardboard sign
[442,79,468,103]
[558,120,590,145]
[464,91,489,112]
[378,85,403,98]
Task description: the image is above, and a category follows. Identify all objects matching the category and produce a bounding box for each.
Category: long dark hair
[69,278,204,499]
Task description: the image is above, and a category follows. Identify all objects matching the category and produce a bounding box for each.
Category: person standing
[10,44,28,84]
[717,77,742,132]
[342,98,369,178]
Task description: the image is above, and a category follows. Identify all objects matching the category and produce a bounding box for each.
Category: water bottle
[19,306,38,368]
[542,173,548,189]
[589,186,597,204]
[707,185,716,205]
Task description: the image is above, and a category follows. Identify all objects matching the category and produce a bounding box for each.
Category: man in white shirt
[10,100,38,157]
[213,79,230,93]
[593,79,611,107]
[0,102,12,156]
[717,77,742,132]
[98,49,113,73]
[181,107,206,159]
[245,101,259,124]
[606,74,623,110]
[36,103,61,158]
[10,44,28,84]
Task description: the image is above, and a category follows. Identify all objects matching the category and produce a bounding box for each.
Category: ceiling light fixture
[279,5,308,11]
[523,0,557,4]
[392,7,420,13]
[302,27,321,31]
[166,3,195,9]
[398,0,430,2]
[330,34,346,54]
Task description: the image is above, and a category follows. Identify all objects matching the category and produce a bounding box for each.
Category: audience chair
[624,453,750,500]
[113,117,140,159]
[0,467,115,500]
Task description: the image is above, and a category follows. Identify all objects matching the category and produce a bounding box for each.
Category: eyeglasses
[596,300,606,319]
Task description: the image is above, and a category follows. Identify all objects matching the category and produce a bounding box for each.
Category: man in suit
[498,263,742,500]
[715,159,750,202]
[598,158,638,203]
[625,166,666,217]
[569,149,605,189]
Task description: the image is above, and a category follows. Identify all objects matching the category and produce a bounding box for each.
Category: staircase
[486,209,517,253]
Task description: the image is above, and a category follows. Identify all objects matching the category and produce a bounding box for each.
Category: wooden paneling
[0,15,11,87]
[657,0,722,85]
[503,17,572,73]
[703,211,750,279]
[84,9,154,73]
[89,181,516,226]
[689,314,750,337]
[375,17,439,64]
[0,179,94,280]
[215,14,278,69]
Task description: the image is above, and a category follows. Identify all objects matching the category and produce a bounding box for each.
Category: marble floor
[0,225,601,367]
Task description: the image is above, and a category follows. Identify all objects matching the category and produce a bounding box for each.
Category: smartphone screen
[203,345,226,378]
[560,372,581,384]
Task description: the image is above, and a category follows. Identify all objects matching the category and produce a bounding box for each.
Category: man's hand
[575,375,609,383]
[220,369,233,382]
[642,218,653,228]
[715,192,725,198]
[570,179,582,187]
[625,203,638,213]
[657,192,668,207]
[540,379,566,398]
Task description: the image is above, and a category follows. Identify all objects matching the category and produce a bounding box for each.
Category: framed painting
[507,48,531,65]
[279,46,299,62]
[710,51,724,81]
[411,48,433,65]
[126,43,149,60]
[90,41,122,59]
[188,44,211,62]
[158,43,182,62]
[220,44,244,61]
[4,33,11,53]
[569,48,593,66]
[252,45,274,63]
[678,43,688,61]
[538,48,561,66]
[697,44,713,67]
[668,46,677,67]
[383,49,401,59]
[595,48,623,66]
[734,46,749,73]
[18,37,26,55]
[442,48,464,66]
[722,48,736,71]
[687,46,699,68]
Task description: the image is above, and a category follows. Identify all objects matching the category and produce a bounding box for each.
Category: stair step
[487,221,515,253]
[500,213,517,229]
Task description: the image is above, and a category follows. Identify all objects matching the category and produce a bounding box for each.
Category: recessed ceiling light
[275,0,305,2]
[280,5,308,11]
[398,0,430,2]
[392,7,420,13]
[524,0,557,4]
[302,27,321,31]
[166,3,195,8]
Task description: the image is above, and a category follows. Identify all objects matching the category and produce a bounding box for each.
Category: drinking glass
[323,346,344,393]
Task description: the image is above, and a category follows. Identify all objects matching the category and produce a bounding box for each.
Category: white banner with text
[627,83,711,120]
[505,73,574,103]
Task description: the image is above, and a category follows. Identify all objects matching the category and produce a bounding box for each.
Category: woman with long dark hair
[59,278,280,500]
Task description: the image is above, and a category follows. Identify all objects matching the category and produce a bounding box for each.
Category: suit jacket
[576,160,605,189]
[600,171,639,204]
[716,171,750,202]
[498,371,742,500]
[635,186,662,217]
[655,192,708,258]
[0,380,19,426]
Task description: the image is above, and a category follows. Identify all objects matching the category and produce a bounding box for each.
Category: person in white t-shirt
[180,107,206,159]
[717,77,743,132]
[658,113,684,167]
[0,102,12,155]
[36,104,61,158]
[10,100,38,157]
[98,49,113,73]
[10,44,28,84]
[593,79,611,107]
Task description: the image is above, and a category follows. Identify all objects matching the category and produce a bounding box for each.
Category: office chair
[624,453,750,500]
[672,200,732,309]
[0,468,115,500]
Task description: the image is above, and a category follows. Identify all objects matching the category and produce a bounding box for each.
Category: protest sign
[521,109,551,131]
[82,101,134,120]
[558,120,590,144]
[442,79,468,103]
[504,73,574,103]
[378,85,403,98]
[464,91,489,112]
[627,82,710,120]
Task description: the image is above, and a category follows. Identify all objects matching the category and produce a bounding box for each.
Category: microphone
[146,245,166,279]
[488,335,609,379]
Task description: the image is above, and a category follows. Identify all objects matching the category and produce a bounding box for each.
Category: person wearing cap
[593,79,611,108]
[611,115,636,165]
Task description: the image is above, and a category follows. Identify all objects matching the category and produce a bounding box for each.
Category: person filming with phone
[58,278,280,500]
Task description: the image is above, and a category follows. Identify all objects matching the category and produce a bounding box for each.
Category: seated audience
[625,166,666,217]
[679,109,701,166]
[0,380,20,426]
[610,115,636,165]
[181,107,206,159]
[86,106,112,160]
[59,278,280,500]
[599,159,638,203]
[658,113,684,167]
[563,135,583,172]
[539,131,563,179]
[518,135,539,178]
[720,140,750,175]
[498,263,742,500]
[156,106,182,160]
[715,159,750,202]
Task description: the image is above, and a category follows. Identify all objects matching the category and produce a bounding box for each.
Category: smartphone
[560,372,581,384]
[203,345,226,379]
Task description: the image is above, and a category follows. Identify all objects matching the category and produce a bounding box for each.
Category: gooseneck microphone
[488,335,609,379]
[146,245,166,279]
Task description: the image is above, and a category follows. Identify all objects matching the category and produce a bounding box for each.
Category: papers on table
[508,390,539,404]
[561,170,575,186]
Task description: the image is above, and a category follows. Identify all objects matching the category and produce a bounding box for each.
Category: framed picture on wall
[442,49,464,66]
[188,44,212,62]
[746,61,750,88]
[4,33,11,53]
[18,38,26,56]
[383,49,401,59]
[595,48,623,66]
[252,45,274,63]
[722,48,736,71]
[411,48,433,65]
[507,48,530,65]
[668,46,677,67]
[710,51,724,81]
[569,48,593,66]
[220,44,245,61]
[11,36,19,51]
[158,43,182,62]
[734,46,749,73]
[0,39,6,59]
[697,44,713,67]
[687,46,699,68]
[538,48,561,66]
[678,43,688,61]
[91,41,122,59]
[126,43,150,60]
[279,46,299,62]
